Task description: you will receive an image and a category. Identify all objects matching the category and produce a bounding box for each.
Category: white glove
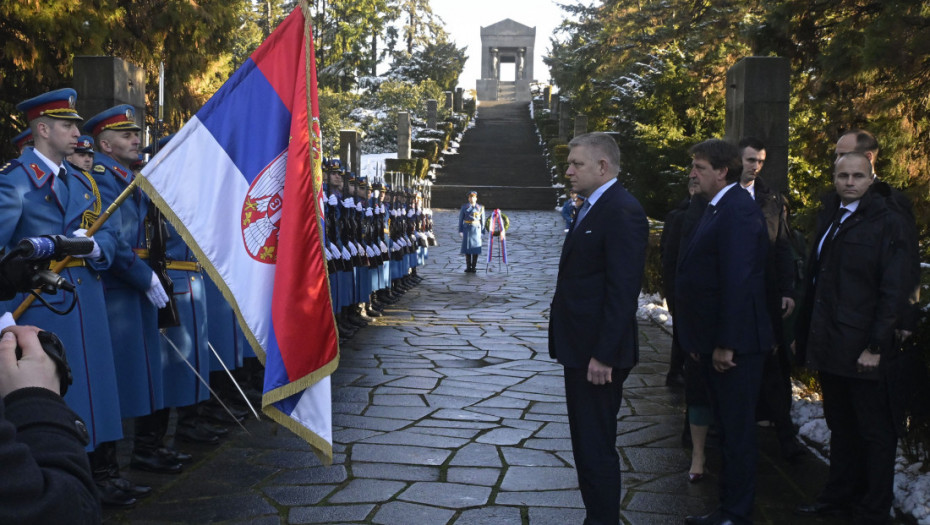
[146,272,169,308]
[0,312,15,331]
[346,242,357,256]
[328,194,339,206]
[378,205,385,214]
[341,247,351,259]
[342,197,354,208]
[355,242,365,255]
[379,241,389,253]
[365,246,375,257]
[371,244,381,256]
[329,242,340,258]
[72,229,102,260]
[460,232,464,238]
[323,247,332,261]
[407,209,415,218]
[366,208,373,217]
[356,202,363,212]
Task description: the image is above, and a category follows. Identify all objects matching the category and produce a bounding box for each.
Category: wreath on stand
[484,212,510,236]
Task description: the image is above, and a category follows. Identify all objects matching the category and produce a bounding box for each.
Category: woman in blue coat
[458,191,485,273]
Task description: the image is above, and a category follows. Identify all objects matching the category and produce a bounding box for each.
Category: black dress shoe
[96,479,137,508]
[175,421,221,445]
[200,402,246,424]
[108,476,152,497]
[157,446,192,463]
[794,501,849,516]
[131,449,184,474]
[365,307,382,317]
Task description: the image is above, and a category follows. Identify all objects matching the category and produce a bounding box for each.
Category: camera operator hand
[0,326,59,398]
[71,229,102,260]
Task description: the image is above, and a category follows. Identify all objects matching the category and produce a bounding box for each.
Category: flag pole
[13,178,140,319]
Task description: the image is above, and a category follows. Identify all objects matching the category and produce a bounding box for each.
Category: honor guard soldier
[84,106,185,486]
[458,190,485,273]
[67,135,95,173]
[0,89,130,505]
[11,128,33,155]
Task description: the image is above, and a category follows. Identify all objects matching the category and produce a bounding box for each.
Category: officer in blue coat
[67,135,95,173]
[11,128,33,155]
[458,190,485,273]
[0,89,131,505]
[84,106,184,479]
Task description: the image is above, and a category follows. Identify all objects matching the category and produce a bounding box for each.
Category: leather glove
[146,272,169,308]
[72,229,102,260]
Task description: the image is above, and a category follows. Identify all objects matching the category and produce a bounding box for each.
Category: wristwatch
[865,343,882,355]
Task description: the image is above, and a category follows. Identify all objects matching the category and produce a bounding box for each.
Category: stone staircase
[432,101,557,211]
[497,81,516,102]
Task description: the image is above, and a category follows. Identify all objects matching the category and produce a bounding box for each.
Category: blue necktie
[575,200,592,229]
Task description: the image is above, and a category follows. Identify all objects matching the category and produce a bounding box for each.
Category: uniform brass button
[74,419,90,444]
[191,276,196,282]
[76,278,82,285]
[45,195,51,201]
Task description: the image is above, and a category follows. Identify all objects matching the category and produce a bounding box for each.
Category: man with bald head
[795,152,910,524]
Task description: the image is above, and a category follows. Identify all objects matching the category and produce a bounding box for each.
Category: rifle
[148,62,180,328]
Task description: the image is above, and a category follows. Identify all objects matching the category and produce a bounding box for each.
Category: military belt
[165,260,202,272]
[50,258,86,268]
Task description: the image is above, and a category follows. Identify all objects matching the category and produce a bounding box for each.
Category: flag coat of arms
[140,6,338,462]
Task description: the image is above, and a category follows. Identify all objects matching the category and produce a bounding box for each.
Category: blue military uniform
[0,89,123,450]
[459,201,485,255]
[84,106,165,419]
[160,222,210,408]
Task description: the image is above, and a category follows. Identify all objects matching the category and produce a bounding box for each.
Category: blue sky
[428,0,575,89]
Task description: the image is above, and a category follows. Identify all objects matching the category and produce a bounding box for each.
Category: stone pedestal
[573,115,588,138]
[444,91,453,109]
[339,130,361,175]
[542,86,551,106]
[558,102,572,142]
[397,112,411,160]
[550,96,560,121]
[454,88,464,112]
[427,99,438,129]
[73,56,146,132]
[476,79,499,101]
[725,56,790,194]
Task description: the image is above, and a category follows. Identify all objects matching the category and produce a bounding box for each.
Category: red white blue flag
[139,6,338,462]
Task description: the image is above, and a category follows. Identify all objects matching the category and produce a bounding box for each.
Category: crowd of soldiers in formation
[319,159,437,341]
[0,87,436,513]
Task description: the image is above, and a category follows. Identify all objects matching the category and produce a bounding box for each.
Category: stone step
[431,184,558,211]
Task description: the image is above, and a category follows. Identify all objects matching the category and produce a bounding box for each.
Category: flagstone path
[104,210,853,525]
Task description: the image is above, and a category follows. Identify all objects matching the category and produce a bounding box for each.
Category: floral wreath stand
[485,209,509,274]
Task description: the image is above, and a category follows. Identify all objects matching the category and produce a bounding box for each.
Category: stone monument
[476,19,535,102]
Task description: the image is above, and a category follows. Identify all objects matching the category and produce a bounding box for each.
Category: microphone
[15,235,94,260]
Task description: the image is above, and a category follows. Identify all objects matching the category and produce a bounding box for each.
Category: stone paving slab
[105,210,857,524]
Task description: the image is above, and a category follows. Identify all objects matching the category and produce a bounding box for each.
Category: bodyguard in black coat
[794,153,909,524]
[0,326,100,525]
[549,133,648,525]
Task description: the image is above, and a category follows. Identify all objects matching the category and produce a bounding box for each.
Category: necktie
[54,167,69,209]
[575,200,592,228]
[818,207,849,260]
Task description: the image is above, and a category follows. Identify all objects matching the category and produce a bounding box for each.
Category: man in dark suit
[676,139,773,525]
[736,137,806,461]
[794,152,909,524]
[549,132,648,525]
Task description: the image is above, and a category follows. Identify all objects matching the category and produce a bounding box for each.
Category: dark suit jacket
[675,185,774,355]
[796,188,908,380]
[548,181,648,369]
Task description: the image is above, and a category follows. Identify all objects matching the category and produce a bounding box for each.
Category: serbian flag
[139,6,338,463]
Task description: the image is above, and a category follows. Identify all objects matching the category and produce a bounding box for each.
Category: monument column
[397,112,411,160]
